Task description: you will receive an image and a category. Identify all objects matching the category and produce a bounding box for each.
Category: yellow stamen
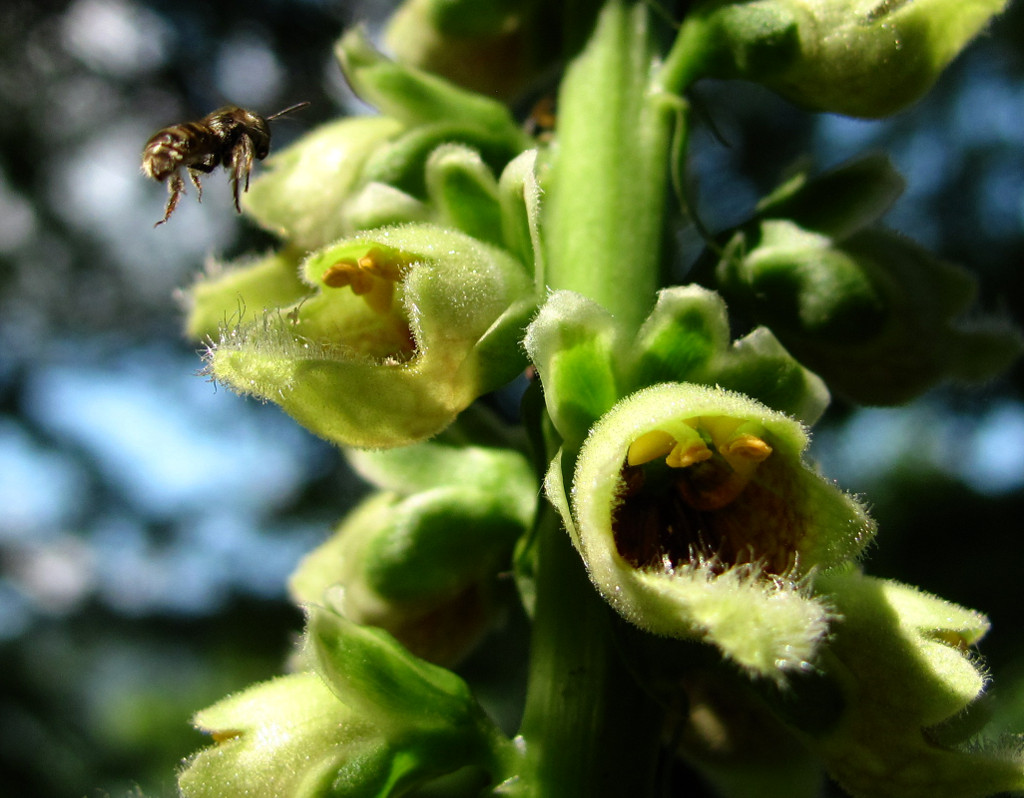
[677,422,774,511]
[358,247,407,281]
[627,430,677,466]
[666,440,713,469]
[696,416,743,444]
[720,433,773,463]
[321,258,360,288]
[321,247,414,315]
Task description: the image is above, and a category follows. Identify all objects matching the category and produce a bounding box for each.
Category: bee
[141,102,309,226]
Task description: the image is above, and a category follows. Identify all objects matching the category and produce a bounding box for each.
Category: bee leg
[229,135,256,213]
[187,168,205,203]
[155,171,185,227]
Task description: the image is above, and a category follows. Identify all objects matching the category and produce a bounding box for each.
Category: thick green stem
[543,0,676,332]
[512,506,663,797]
[509,2,695,794]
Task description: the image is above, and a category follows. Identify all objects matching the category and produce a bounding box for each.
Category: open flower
[547,382,874,679]
[205,223,534,448]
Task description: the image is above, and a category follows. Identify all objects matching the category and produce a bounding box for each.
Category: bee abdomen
[141,122,211,181]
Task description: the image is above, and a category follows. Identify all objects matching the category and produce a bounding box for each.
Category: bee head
[237,108,272,159]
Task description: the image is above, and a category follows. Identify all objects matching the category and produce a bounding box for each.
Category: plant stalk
[543,0,676,332]
[510,506,663,797]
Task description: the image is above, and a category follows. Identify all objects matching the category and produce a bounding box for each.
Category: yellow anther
[357,247,406,282]
[662,420,775,511]
[721,433,773,463]
[321,248,413,315]
[627,430,677,466]
[666,440,713,469]
[348,271,376,295]
[321,258,361,288]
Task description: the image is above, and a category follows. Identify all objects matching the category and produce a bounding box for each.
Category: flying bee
[141,102,309,226]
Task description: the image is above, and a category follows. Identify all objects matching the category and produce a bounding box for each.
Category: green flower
[180,607,516,798]
[802,571,1024,798]
[242,115,414,252]
[692,0,1010,117]
[290,441,536,665]
[205,223,535,448]
[716,159,1021,404]
[546,382,874,679]
[524,286,828,446]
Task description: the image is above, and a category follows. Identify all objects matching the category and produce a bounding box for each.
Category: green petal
[179,672,394,798]
[184,248,311,341]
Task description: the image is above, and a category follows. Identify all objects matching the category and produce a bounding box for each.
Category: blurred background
[0,1,1022,796]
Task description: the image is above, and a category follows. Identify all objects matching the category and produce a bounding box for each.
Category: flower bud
[307,606,497,748]
[548,382,874,679]
[799,571,1024,798]
[179,672,395,798]
[290,442,536,664]
[179,608,514,798]
[631,285,830,424]
[701,0,1010,117]
[242,114,520,254]
[239,28,532,254]
[242,116,410,252]
[384,0,550,100]
[336,27,529,153]
[524,286,828,445]
[717,219,1022,405]
[205,224,535,448]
